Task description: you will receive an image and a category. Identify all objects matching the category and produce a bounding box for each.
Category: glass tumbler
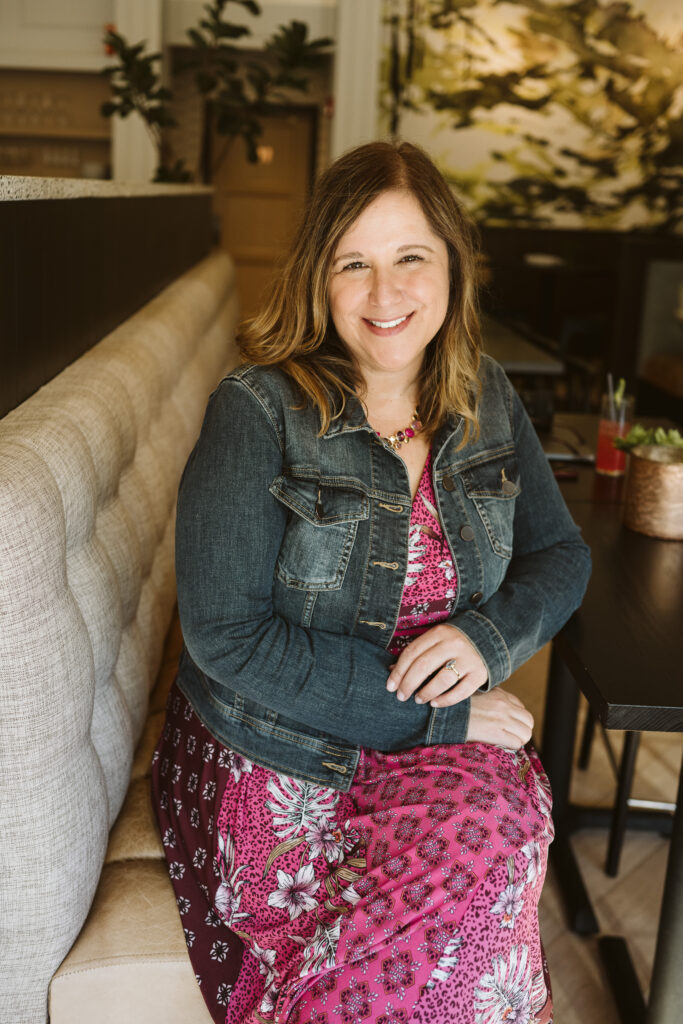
[595,393,634,476]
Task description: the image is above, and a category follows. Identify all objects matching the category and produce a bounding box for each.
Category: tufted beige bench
[49,609,215,1023]
[0,251,238,1024]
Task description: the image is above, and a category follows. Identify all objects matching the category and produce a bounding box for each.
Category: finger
[425,673,486,707]
[497,696,534,731]
[503,691,525,709]
[512,709,535,735]
[414,663,479,705]
[386,632,442,692]
[499,729,531,750]
[499,718,533,745]
[389,623,460,677]
[478,720,533,749]
[394,646,464,701]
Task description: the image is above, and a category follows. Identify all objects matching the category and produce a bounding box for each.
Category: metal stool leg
[542,642,599,934]
[606,731,641,877]
[578,705,596,770]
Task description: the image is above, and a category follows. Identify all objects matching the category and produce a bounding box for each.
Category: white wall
[111,0,162,182]
[331,0,382,158]
[0,0,114,71]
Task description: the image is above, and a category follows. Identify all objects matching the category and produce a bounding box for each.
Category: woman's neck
[357,370,421,434]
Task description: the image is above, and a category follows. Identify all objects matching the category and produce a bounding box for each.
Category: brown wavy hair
[238,140,482,444]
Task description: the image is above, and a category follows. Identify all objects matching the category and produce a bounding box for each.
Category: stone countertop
[0,175,212,201]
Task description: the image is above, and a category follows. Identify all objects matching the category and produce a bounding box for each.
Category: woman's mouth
[363,312,414,335]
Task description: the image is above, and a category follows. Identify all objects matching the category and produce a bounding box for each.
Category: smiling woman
[328,190,450,385]
[151,141,591,1024]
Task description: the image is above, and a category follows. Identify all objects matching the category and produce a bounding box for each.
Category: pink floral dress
[152,452,554,1024]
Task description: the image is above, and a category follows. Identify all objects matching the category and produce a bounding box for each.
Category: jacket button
[443,474,455,491]
[460,525,475,541]
[471,591,483,604]
[502,480,517,496]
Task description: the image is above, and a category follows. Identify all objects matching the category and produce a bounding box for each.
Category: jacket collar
[322,394,374,439]
[322,394,465,460]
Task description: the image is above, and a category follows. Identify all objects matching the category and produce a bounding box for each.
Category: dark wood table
[482,315,564,376]
[541,455,683,1024]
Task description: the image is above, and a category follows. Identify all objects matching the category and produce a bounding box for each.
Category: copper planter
[623,446,683,540]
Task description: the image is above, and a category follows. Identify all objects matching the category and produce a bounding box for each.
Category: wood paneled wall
[0,192,214,418]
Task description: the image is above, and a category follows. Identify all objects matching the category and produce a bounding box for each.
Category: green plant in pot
[614,425,683,453]
[102,1,331,182]
[615,425,683,541]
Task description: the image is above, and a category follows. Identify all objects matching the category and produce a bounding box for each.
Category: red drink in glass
[595,394,634,476]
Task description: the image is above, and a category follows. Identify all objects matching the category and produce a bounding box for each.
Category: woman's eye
[399,253,423,264]
[341,261,366,272]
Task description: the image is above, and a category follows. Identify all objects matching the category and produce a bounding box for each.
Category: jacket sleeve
[445,376,592,689]
[175,376,470,751]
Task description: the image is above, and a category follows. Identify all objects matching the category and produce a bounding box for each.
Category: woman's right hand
[466,688,534,749]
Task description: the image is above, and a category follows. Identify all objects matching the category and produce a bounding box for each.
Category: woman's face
[328,190,450,384]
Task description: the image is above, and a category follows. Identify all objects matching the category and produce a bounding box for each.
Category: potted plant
[102,0,331,182]
[615,426,683,540]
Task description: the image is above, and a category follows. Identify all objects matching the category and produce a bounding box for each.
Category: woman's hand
[466,689,534,749]
[386,623,488,707]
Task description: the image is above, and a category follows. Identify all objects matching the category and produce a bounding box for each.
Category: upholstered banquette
[0,251,238,1024]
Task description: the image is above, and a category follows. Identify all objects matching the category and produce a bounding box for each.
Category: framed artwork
[380,0,683,230]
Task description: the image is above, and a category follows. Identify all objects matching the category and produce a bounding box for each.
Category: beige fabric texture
[49,861,212,1024]
[51,612,214,1023]
[0,251,239,1024]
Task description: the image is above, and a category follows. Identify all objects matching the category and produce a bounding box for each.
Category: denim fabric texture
[175,355,591,791]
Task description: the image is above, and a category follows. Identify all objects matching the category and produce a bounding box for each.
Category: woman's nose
[368,267,402,307]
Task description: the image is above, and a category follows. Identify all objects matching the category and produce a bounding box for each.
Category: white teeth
[368,315,409,329]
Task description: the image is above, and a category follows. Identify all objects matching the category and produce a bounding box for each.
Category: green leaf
[154,159,193,183]
[614,424,683,450]
[275,72,308,92]
[215,22,251,39]
[187,28,208,47]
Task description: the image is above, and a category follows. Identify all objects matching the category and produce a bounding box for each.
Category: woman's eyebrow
[332,243,436,264]
[332,250,364,263]
[396,243,437,253]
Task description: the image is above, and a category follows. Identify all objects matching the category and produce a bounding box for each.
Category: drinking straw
[607,373,617,421]
[614,377,626,409]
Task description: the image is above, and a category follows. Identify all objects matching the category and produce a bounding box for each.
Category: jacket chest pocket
[270,475,369,590]
[460,456,520,559]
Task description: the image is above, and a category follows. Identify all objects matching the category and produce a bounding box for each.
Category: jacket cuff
[427,697,471,745]
[449,610,512,689]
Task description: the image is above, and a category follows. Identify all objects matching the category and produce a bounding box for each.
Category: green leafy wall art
[380,0,682,229]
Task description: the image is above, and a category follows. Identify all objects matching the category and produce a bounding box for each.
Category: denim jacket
[175,356,591,791]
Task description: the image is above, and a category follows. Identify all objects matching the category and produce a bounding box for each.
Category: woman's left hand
[386,624,488,707]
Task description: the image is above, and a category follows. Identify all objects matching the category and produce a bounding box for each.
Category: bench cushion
[0,251,238,1023]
